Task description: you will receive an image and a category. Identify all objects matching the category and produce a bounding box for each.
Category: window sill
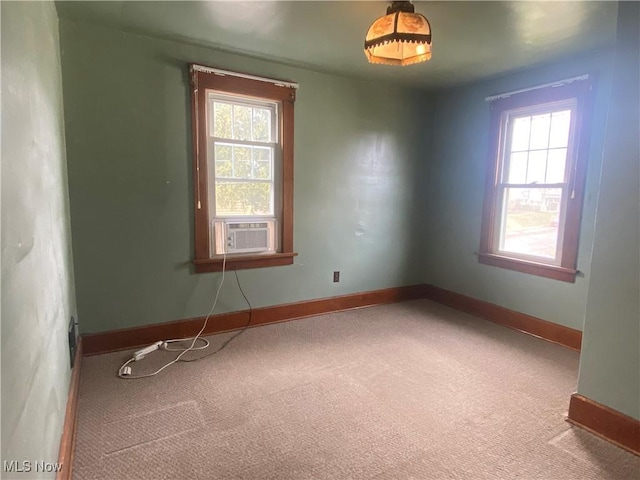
[477,252,577,283]
[193,252,298,273]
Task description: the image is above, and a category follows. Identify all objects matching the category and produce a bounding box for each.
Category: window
[189,64,297,272]
[478,78,593,282]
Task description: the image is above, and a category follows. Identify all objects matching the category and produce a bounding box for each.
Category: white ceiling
[55,1,618,88]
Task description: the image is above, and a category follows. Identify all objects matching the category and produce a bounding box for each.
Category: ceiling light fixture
[364,1,432,66]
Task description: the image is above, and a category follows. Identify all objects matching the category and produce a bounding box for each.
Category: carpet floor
[73,299,639,479]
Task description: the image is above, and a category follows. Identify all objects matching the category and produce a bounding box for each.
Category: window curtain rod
[485,74,590,102]
[191,64,299,90]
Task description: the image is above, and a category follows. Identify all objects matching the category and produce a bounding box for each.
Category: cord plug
[120,365,132,376]
[133,341,163,361]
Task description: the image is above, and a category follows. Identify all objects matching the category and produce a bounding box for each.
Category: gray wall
[58,20,429,334]
[1,2,78,477]
[422,52,614,331]
[576,1,640,420]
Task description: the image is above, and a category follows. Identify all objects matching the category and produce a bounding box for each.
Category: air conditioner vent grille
[235,229,268,250]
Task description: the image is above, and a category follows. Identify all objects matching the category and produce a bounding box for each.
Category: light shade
[364,1,432,66]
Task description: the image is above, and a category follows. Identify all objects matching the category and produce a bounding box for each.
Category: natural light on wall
[364,1,432,66]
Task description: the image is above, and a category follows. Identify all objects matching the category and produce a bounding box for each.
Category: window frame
[189,64,297,273]
[478,79,593,282]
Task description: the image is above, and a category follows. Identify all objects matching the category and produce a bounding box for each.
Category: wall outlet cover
[68,316,78,368]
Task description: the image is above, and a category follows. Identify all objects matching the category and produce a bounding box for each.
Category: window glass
[546,148,567,183]
[252,108,272,142]
[499,187,562,260]
[233,105,252,141]
[507,152,527,183]
[215,182,273,216]
[529,113,551,150]
[511,116,531,152]
[549,110,571,148]
[209,95,277,218]
[526,150,547,184]
[212,102,232,138]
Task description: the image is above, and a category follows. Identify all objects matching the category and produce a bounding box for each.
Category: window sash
[492,184,569,265]
[208,94,277,144]
[214,178,274,185]
[207,94,280,219]
[210,139,275,182]
[211,137,276,149]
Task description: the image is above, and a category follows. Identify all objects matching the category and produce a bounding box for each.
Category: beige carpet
[73,299,639,479]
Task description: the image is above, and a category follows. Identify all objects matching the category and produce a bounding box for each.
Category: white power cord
[118,253,227,379]
[162,337,209,352]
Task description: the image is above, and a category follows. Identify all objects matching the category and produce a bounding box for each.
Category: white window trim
[491,100,578,266]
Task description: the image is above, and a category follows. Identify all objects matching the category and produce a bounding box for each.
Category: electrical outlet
[333,271,340,283]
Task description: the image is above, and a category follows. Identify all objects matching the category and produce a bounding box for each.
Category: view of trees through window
[209,96,276,216]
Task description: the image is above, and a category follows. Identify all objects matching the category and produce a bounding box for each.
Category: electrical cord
[118,253,227,379]
[179,269,252,363]
[163,337,209,352]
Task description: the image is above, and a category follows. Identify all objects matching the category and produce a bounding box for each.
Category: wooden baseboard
[422,284,582,351]
[56,337,83,480]
[83,284,582,355]
[82,284,427,355]
[567,393,640,456]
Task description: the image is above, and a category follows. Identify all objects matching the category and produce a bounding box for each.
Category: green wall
[423,51,614,331]
[58,20,429,334]
[1,2,78,477]
[576,1,639,420]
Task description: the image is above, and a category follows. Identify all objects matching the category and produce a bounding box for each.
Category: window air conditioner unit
[213,219,276,255]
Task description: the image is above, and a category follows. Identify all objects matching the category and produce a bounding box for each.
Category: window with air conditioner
[208,94,279,255]
[190,65,297,272]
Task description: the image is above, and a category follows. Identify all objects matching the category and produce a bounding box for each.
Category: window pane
[212,102,232,138]
[526,150,547,184]
[215,144,274,180]
[254,146,271,162]
[507,152,527,183]
[500,187,562,260]
[511,116,531,152]
[214,144,232,177]
[215,143,232,160]
[233,105,251,141]
[253,147,272,180]
[546,148,568,183]
[549,110,571,148]
[529,113,551,150]
[215,161,232,177]
[233,146,252,179]
[252,108,272,142]
[215,182,273,216]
